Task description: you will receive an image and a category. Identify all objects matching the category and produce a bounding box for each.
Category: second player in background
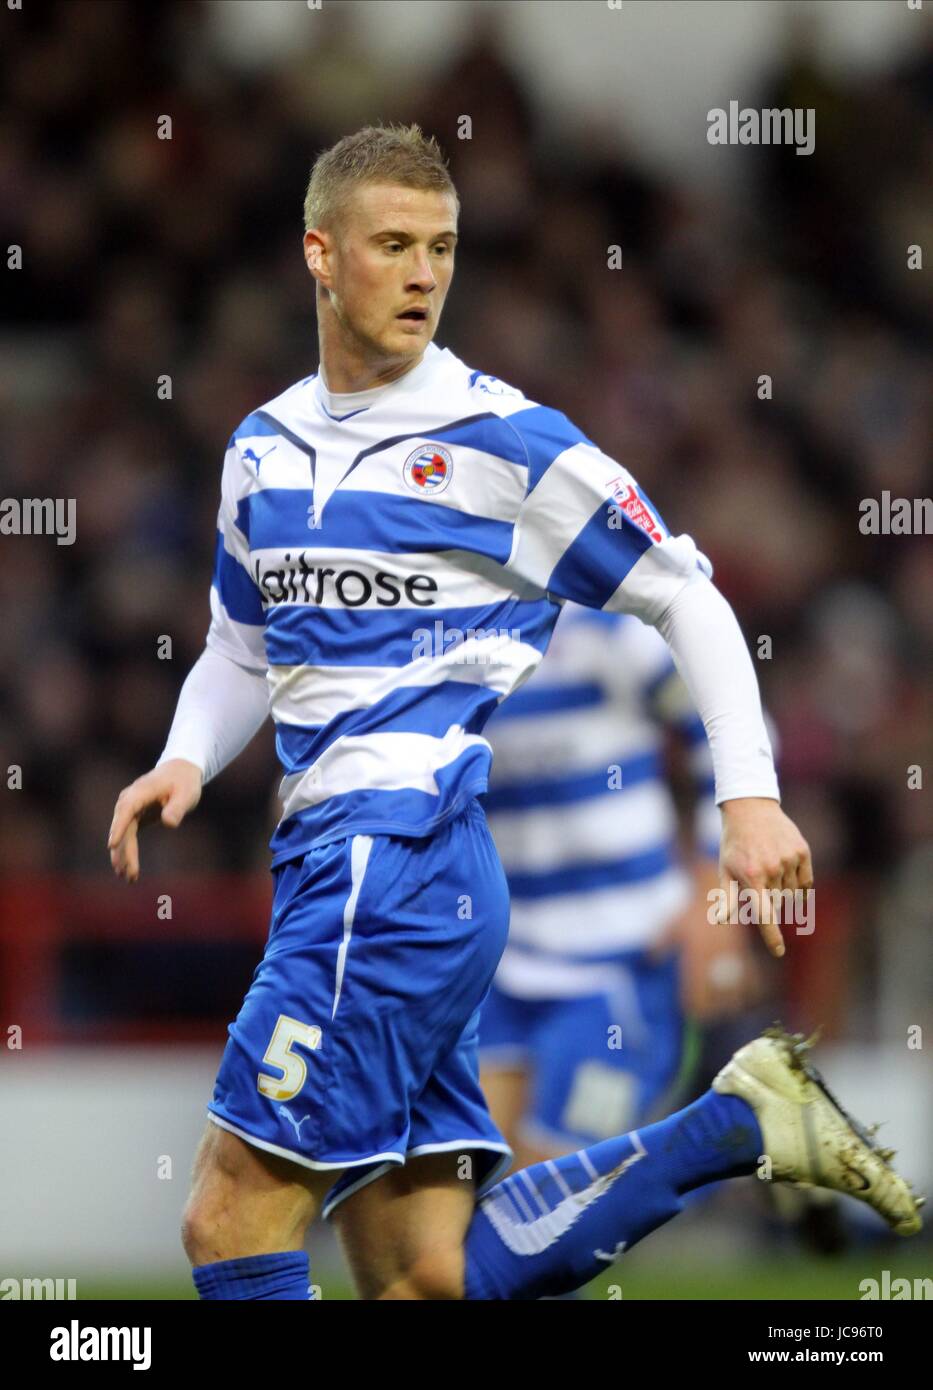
[480,605,764,1171]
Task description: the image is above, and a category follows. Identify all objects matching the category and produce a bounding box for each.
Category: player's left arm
[503,408,811,957]
[653,578,812,959]
[645,655,764,1014]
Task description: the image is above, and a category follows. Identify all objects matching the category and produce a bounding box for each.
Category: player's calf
[332,1152,476,1300]
[371,1247,466,1301]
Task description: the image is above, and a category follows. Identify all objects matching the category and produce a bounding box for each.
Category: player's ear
[303,229,331,286]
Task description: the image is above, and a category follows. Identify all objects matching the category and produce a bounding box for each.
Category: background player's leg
[477,1066,535,1170]
[483,966,688,1176]
[480,1070,574,1172]
[182,1124,337,1287]
[332,1152,475,1300]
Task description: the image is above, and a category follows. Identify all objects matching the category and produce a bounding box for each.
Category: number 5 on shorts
[257,1015,323,1101]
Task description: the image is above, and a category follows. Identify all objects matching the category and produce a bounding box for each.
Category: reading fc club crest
[404,444,453,495]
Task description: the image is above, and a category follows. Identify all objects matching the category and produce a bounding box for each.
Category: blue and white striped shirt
[207,343,710,865]
[484,606,719,993]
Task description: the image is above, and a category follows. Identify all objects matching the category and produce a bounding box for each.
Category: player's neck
[318,328,426,396]
[320,357,422,396]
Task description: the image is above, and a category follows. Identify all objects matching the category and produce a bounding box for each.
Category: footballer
[108,125,921,1301]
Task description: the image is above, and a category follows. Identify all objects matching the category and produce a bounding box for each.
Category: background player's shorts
[208,799,512,1218]
[478,949,686,1150]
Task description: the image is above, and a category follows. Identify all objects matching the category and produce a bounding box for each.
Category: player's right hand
[107,759,203,882]
[659,859,764,1022]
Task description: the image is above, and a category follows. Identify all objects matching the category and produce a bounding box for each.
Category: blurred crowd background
[1,0,931,1295]
[1,0,930,1043]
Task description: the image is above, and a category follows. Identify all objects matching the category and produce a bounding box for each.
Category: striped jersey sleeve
[206,433,267,673]
[501,404,711,621]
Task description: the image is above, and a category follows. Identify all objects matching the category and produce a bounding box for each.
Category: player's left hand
[718,797,814,959]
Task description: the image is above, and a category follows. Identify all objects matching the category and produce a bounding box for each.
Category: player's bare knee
[181,1179,232,1259]
[180,1203,208,1264]
[181,1128,257,1260]
[182,1124,328,1265]
[181,1179,234,1265]
[181,1183,292,1266]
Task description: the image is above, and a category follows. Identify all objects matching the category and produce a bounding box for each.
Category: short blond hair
[303,123,458,234]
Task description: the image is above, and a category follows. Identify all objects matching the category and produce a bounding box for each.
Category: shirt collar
[314,343,443,418]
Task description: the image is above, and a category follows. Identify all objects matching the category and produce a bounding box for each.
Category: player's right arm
[108,434,269,882]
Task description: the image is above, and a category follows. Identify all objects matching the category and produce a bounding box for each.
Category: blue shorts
[478,950,685,1150]
[208,800,512,1218]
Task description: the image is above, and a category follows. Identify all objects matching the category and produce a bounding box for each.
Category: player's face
[306,182,458,367]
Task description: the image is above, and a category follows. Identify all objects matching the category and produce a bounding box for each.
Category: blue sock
[193,1251,314,1300]
[464,1090,761,1300]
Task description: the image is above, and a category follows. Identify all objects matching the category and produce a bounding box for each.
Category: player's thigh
[331,1151,476,1300]
[185,1122,336,1255]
